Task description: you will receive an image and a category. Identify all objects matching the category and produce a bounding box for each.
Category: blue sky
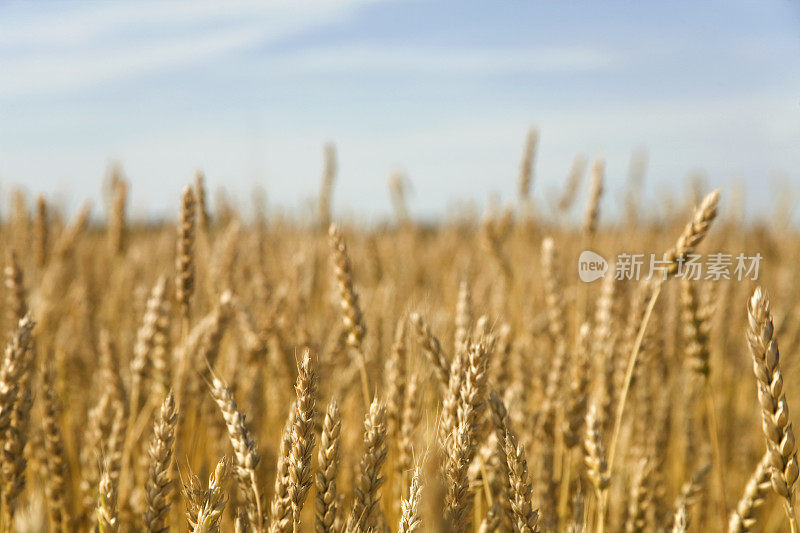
[0,0,798,221]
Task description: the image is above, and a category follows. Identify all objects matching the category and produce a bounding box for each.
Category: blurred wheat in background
[0,131,799,533]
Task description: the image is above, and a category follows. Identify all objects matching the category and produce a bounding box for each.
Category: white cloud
[0,0,379,98]
[268,44,619,74]
[0,26,267,98]
[0,0,367,48]
[0,0,622,100]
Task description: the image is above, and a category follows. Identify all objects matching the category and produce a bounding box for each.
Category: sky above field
[0,0,799,222]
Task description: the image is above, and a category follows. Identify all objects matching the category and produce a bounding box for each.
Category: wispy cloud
[0,0,371,48]
[268,44,619,74]
[0,26,267,98]
[0,0,379,99]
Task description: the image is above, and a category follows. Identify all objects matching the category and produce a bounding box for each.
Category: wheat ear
[505,430,540,532]
[584,403,609,532]
[130,276,168,423]
[209,373,262,529]
[108,173,127,256]
[672,505,689,533]
[408,312,449,388]
[235,510,250,533]
[269,408,295,533]
[398,467,423,533]
[442,342,490,530]
[41,363,71,532]
[517,127,538,201]
[97,458,119,533]
[593,272,617,434]
[176,185,196,320]
[454,280,473,356]
[558,155,586,212]
[315,400,341,533]
[347,398,387,531]
[747,287,799,531]
[149,277,172,399]
[389,171,410,227]
[582,158,604,236]
[728,452,771,533]
[318,143,336,231]
[564,323,590,448]
[194,170,210,232]
[488,391,514,530]
[0,313,35,522]
[664,189,721,275]
[97,410,124,533]
[4,251,28,333]
[670,462,711,529]
[143,392,178,532]
[288,349,318,530]
[386,319,407,442]
[609,190,720,472]
[625,459,653,533]
[398,373,421,478]
[34,194,48,267]
[328,223,369,404]
[185,457,230,533]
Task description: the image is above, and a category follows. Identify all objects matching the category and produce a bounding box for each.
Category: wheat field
[0,135,798,533]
